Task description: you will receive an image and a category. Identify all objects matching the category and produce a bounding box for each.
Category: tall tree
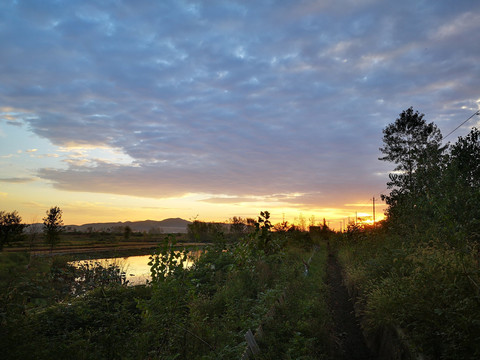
[450,127,480,188]
[379,108,445,201]
[0,211,26,251]
[43,206,63,251]
[442,127,480,242]
[379,108,446,233]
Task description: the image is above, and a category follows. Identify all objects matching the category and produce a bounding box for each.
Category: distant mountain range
[63,218,192,234]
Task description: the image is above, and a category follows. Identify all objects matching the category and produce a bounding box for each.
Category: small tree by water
[43,206,63,251]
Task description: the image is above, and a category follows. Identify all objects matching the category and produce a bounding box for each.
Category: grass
[334,230,480,359]
[256,244,333,359]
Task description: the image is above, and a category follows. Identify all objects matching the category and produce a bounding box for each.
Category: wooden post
[245,329,260,356]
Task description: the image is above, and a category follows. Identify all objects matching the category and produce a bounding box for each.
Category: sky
[1,0,479,229]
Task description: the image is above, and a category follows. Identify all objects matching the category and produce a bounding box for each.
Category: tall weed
[337,231,480,359]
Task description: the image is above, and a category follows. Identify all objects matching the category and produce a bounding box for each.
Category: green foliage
[1,252,145,360]
[363,243,480,359]
[335,227,480,359]
[286,226,313,250]
[378,108,446,238]
[379,108,480,246]
[0,253,60,319]
[250,211,287,254]
[187,220,224,243]
[148,234,189,283]
[0,210,26,250]
[123,225,132,241]
[228,216,253,241]
[71,259,129,295]
[257,247,332,359]
[9,286,150,360]
[1,212,334,359]
[309,218,334,244]
[440,127,480,243]
[0,253,130,318]
[379,107,445,195]
[136,212,331,359]
[332,112,480,358]
[43,206,64,250]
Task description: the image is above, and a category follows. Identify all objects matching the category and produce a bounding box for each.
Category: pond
[70,250,203,285]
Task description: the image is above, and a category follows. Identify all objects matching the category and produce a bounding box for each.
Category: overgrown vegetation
[1,211,333,359]
[335,108,480,359]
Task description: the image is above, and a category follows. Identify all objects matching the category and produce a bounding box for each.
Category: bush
[336,230,480,359]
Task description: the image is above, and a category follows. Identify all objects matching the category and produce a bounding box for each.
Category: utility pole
[373,196,376,228]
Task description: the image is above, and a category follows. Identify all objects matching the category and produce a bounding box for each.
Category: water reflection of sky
[72,250,202,286]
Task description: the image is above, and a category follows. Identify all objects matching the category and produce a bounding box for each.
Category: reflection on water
[71,250,202,286]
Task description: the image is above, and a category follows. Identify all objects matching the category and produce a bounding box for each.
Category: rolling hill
[63,218,191,234]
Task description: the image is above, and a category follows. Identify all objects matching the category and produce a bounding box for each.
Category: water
[71,250,202,286]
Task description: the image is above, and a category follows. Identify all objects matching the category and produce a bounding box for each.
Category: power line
[443,110,480,140]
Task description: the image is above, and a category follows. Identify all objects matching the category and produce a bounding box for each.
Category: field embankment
[3,231,201,258]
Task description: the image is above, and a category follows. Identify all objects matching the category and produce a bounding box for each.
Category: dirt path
[327,251,374,360]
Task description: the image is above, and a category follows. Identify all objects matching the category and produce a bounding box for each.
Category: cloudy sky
[1,0,479,227]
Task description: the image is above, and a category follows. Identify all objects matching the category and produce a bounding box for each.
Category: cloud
[0,177,36,183]
[21,201,45,207]
[35,153,60,158]
[201,192,308,205]
[1,0,479,206]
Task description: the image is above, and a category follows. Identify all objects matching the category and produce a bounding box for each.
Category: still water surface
[72,250,202,286]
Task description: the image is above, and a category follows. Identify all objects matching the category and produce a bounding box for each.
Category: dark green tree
[187,220,223,243]
[441,127,480,242]
[379,108,447,232]
[450,127,480,188]
[123,225,132,241]
[229,216,250,241]
[379,107,445,196]
[43,206,63,251]
[0,210,26,250]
